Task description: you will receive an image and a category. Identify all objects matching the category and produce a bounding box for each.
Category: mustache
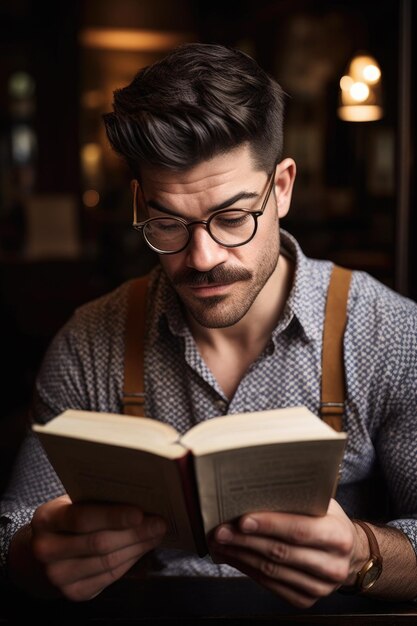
[172,266,252,287]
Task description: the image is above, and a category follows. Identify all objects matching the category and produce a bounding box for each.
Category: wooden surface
[1,577,417,624]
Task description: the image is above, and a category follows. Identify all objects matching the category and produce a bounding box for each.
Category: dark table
[1,576,417,625]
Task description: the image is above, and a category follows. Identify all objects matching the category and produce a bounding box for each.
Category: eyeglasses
[132,168,276,255]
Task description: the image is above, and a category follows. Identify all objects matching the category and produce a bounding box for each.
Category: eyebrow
[146,190,259,217]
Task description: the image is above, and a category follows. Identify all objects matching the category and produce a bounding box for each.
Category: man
[1,43,417,609]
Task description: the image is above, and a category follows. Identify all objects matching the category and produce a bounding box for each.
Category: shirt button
[215,399,228,412]
[265,342,275,356]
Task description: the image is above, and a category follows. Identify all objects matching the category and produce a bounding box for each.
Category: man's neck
[185,254,294,400]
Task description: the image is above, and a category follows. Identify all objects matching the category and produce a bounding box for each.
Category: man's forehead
[140,144,260,193]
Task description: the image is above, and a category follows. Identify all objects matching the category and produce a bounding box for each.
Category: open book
[33,406,347,557]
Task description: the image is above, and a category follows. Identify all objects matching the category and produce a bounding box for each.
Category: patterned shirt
[1,229,417,578]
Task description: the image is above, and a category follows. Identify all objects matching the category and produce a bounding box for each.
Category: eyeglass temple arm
[264,168,276,210]
[133,181,138,225]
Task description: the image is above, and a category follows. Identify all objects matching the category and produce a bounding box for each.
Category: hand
[10,495,167,601]
[209,499,362,608]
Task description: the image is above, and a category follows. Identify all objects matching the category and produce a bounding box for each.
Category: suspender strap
[122,276,149,417]
[320,265,352,432]
[123,267,351,427]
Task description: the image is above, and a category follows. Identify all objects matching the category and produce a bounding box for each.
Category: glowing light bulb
[338,53,383,121]
[363,64,381,83]
[340,75,353,91]
[350,82,369,103]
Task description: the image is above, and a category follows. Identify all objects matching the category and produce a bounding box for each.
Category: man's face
[139,144,295,328]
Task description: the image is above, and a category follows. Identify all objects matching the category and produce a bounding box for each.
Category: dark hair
[103,43,285,176]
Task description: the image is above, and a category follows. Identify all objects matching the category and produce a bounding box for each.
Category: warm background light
[349,55,381,82]
[363,64,381,83]
[82,189,100,208]
[338,105,382,122]
[338,52,383,122]
[350,82,369,102]
[340,75,353,91]
[79,28,192,52]
[81,143,102,178]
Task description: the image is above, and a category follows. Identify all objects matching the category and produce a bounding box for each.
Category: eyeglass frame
[132,166,277,255]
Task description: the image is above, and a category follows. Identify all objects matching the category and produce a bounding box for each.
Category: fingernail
[241,517,258,532]
[216,526,234,543]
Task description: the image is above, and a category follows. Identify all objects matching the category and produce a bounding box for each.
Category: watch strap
[352,520,382,561]
[339,520,383,594]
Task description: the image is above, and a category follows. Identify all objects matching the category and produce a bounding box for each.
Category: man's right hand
[8,494,168,601]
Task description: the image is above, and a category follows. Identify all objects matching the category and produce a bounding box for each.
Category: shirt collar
[280,229,331,343]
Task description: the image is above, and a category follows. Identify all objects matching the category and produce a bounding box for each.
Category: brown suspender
[122,277,148,417]
[319,266,352,432]
[122,266,352,431]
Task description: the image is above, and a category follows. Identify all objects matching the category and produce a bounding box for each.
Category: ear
[273,158,296,219]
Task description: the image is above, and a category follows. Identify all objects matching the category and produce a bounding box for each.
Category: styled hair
[103,43,285,176]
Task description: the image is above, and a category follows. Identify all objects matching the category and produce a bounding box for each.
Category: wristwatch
[339,519,383,594]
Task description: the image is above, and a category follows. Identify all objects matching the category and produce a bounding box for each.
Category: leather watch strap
[339,519,383,594]
[353,520,382,561]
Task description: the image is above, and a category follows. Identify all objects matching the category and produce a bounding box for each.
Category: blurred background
[0,0,415,492]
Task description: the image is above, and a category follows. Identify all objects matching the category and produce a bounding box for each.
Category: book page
[36,432,200,553]
[194,439,346,534]
[34,410,183,459]
[181,406,345,456]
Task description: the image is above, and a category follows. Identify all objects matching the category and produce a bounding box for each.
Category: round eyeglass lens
[144,218,189,252]
[210,210,256,245]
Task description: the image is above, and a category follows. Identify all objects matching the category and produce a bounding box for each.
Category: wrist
[340,520,383,594]
[345,520,371,585]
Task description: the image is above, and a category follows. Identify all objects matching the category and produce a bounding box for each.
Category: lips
[172,267,252,289]
[190,281,231,289]
[188,282,233,296]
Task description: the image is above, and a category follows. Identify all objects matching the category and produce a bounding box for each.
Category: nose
[185,224,229,272]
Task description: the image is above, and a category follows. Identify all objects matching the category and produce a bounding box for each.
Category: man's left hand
[209,499,363,608]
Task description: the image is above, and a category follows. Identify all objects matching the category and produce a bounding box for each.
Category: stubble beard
[169,230,280,329]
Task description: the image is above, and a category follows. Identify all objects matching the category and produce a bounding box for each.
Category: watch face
[361,559,383,589]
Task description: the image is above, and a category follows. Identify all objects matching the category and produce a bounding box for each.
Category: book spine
[176,451,207,557]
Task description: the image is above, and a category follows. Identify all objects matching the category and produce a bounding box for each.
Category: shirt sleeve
[0,432,66,576]
[0,316,87,576]
[374,303,417,556]
[0,313,94,577]
[0,288,126,578]
[0,320,74,577]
